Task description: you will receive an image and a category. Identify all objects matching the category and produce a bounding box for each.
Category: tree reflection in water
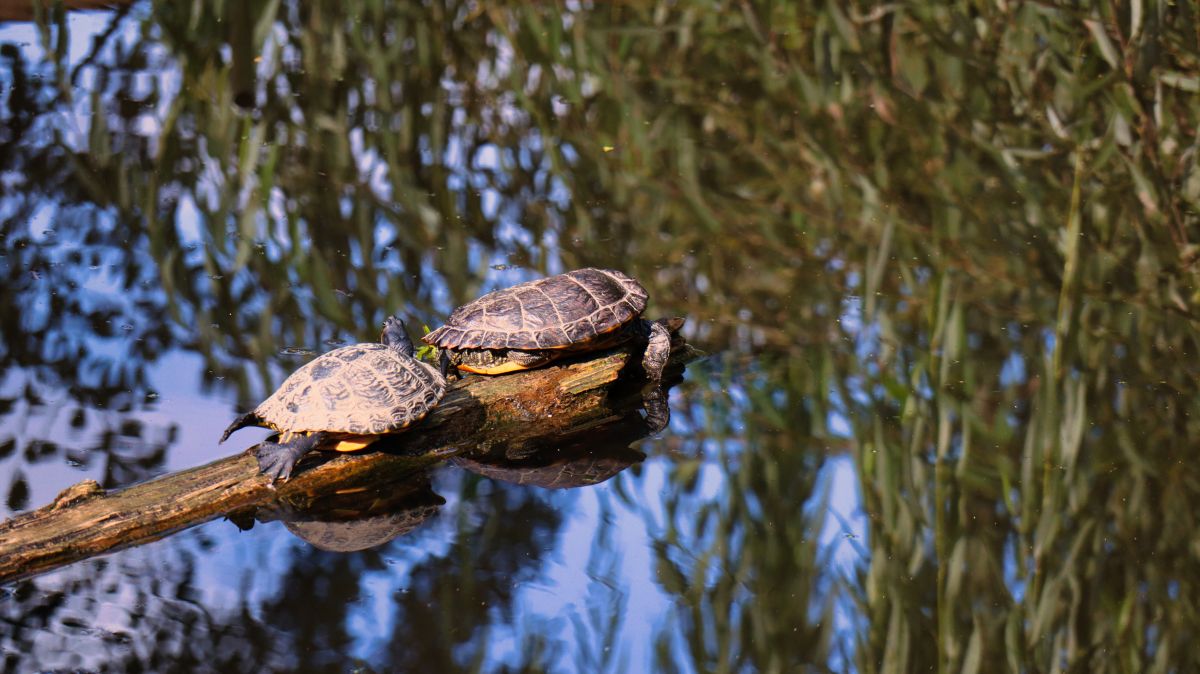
[2,0,1200,671]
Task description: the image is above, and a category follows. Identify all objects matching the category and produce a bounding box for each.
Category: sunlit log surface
[0,337,698,583]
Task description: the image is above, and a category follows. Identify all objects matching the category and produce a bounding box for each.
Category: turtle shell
[256,343,444,435]
[424,268,648,350]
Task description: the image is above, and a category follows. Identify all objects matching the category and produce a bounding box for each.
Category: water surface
[2,3,1199,672]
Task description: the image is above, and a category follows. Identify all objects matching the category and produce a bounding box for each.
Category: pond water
[2,3,1199,672]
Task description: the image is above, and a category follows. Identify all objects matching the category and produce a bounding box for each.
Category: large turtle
[220,316,445,481]
[423,268,676,382]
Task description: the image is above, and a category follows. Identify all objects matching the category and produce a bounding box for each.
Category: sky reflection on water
[1,332,855,672]
[6,2,1200,671]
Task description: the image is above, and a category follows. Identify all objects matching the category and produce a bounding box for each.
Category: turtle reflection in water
[220,316,446,481]
[423,267,682,431]
[452,411,654,490]
[230,472,445,553]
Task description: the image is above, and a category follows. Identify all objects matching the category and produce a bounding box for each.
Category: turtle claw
[253,432,326,482]
[253,443,298,482]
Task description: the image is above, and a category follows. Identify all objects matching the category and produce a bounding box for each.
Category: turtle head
[657,316,686,334]
[381,316,415,358]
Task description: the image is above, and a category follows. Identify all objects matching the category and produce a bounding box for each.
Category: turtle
[423,268,678,382]
[219,316,446,482]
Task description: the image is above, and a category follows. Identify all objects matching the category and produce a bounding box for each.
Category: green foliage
[415,324,439,363]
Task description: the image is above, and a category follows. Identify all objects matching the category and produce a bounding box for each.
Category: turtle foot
[253,432,326,482]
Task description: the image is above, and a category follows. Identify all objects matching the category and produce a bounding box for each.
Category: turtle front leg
[253,431,328,482]
[439,349,458,380]
[640,319,672,382]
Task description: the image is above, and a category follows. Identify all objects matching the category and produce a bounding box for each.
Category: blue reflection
[2,5,855,671]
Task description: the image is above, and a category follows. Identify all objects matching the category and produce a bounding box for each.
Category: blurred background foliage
[2,0,1200,671]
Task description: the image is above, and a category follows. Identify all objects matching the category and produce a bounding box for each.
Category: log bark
[0,339,699,583]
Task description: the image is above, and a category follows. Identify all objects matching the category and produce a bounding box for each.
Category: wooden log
[0,339,699,583]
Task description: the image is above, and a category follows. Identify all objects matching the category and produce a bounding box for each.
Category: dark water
[2,3,1199,672]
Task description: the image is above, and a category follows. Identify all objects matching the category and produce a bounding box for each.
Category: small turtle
[220,316,446,481]
[423,268,677,382]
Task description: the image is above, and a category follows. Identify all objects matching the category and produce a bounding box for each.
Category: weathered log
[0,339,699,584]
